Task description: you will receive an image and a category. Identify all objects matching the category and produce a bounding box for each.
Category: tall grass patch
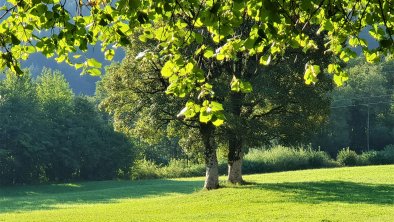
[337,145,394,166]
[243,146,338,174]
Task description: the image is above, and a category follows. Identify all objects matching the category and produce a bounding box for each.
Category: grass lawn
[0,165,393,222]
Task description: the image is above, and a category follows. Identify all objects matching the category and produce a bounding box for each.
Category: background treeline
[0,69,134,185]
[311,58,394,155]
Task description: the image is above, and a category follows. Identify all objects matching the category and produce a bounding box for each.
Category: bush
[359,151,377,165]
[130,159,161,180]
[308,151,337,168]
[243,146,337,174]
[160,159,205,178]
[337,148,359,166]
[335,145,394,167]
[131,159,212,180]
[379,145,394,164]
[368,145,394,165]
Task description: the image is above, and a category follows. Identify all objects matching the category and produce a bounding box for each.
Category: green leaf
[230,75,240,92]
[55,55,66,63]
[333,71,349,86]
[212,113,225,126]
[327,63,340,74]
[240,81,253,93]
[161,60,175,78]
[203,49,214,58]
[259,54,271,66]
[304,64,320,85]
[210,101,223,112]
[340,49,357,62]
[195,33,203,44]
[199,109,212,123]
[178,101,201,119]
[194,45,206,55]
[104,49,115,60]
[322,20,334,31]
[87,68,101,76]
[10,34,21,45]
[87,58,102,68]
[364,51,380,63]
[216,54,225,61]
[75,63,84,69]
[369,27,385,41]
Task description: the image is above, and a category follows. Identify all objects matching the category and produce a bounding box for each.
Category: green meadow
[1,165,393,222]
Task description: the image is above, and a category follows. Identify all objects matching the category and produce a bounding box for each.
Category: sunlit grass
[1,165,393,222]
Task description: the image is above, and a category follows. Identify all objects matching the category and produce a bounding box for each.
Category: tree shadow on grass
[247,180,394,205]
[0,179,204,213]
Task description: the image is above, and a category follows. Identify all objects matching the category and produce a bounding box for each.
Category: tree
[71,96,135,180]
[36,68,135,181]
[99,26,333,187]
[0,71,42,184]
[207,26,333,183]
[35,68,77,181]
[97,44,221,189]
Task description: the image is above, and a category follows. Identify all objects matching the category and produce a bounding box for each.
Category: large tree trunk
[227,92,245,184]
[200,123,219,190]
[227,133,244,184]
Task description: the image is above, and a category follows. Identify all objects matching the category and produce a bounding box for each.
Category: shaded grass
[0,179,202,213]
[240,181,394,205]
[0,165,393,222]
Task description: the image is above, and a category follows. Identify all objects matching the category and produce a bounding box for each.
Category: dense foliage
[0,69,134,185]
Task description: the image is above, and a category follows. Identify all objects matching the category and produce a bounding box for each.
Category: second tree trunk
[200,123,219,190]
[227,133,244,184]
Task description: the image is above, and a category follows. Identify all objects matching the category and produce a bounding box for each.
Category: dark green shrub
[372,145,394,164]
[337,148,359,166]
[355,145,394,165]
[359,151,377,165]
[243,146,337,174]
[160,159,205,178]
[308,151,337,168]
[130,159,161,180]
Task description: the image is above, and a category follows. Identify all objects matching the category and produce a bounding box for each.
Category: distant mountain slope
[22,47,125,95]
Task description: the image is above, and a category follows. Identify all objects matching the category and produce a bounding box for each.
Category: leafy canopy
[0,0,393,125]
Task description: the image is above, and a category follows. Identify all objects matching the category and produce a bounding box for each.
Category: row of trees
[0,69,134,185]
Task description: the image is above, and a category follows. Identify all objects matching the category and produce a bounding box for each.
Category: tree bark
[227,92,245,184]
[227,132,244,184]
[200,123,219,190]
